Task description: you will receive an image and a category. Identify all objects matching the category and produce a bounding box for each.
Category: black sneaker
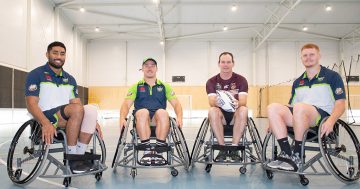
[69,161,90,174]
[228,150,242,162]
[215,150,227,162]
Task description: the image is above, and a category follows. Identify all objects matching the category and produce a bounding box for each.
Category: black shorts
[220,109,234,126]
[133,109,157,120]
[287,105,329,127]
[43,104,68,128]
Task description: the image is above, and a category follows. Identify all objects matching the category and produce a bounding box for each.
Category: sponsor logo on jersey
[28,84,37,91]
[157,86,163,92]
[45,74,52,81]
[63,78,69,83]
[318,77,324,82]
[216,83,222,90]
[299,80,304,86]
[230,82,236,90]
[139,86,146,92]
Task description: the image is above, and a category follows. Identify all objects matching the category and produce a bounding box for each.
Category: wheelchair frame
[190,117,263,174]
[7,119,107,187]
[262,117,360,186]
[111,116,190,178]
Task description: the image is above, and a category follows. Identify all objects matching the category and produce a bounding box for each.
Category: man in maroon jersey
[206,52,249,162]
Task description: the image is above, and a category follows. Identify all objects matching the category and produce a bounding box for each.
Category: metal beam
[64,7,157,24]
[341,25,360,40]
[278,26,340,41]
[154,1,165,45]
[253,0,302,50]
[166,27,253,41]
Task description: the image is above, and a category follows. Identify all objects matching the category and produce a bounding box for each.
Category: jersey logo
[170,91,175,96]
[224,85,229,89]
[63,78,69,83]
[216,83,222,90]
[318,77,324,82]
[45,74,52,81]
[28,84,37,91]
[139,86,146,92]
[157,86,163,92]
[335,88,343,95]
[299,80,305,86]
[127,92,132,96]
[230,82,236,90]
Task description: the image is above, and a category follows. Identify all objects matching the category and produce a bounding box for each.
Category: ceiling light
[152,0,159,4]
[223,26,228,31]
[79,7,85,12]
[302,26,308,31]
[231,5,238,12]
[160,41,164,45]
[325,5,332,12]
[95,27,100,32]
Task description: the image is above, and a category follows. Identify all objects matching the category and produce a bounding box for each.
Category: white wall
[0,0,87,124]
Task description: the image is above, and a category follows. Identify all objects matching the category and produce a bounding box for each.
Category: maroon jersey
[206,72,248,100]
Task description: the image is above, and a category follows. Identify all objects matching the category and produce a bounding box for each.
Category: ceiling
[52,0,360,48]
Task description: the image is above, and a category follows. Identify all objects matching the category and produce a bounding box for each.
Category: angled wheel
[170,118,191,170]
[7,120,49,186]
[190,118,210,166]
[247,117,263,162]
[319,118,360,184]
[112,118,130,169]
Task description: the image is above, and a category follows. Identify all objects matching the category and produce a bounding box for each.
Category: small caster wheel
[171,169,179,177]
[348,167,355,177]
[266,170,273,179]
[63,177,71,187]
[239,167,247,174]
[14,169,22,180]
[131,168,137,179]
[300,175,309,186]
[205,164,212,173]
[95,172,102,181]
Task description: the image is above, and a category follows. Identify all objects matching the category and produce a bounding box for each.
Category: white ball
[216,90,236,112]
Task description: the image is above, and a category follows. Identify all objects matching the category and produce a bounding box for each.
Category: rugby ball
[216,90,236,112]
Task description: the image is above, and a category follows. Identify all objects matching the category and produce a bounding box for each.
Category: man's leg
[56,104,84,154]
[231,106,248,145]
[153,109,170,141]
[208,107,225,145]
[267,103,293,156]
[292,103,319,158]
[135,109,151,141]
[76,105,98,154]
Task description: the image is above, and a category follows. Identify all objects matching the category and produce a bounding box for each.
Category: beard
[48,59,64,69]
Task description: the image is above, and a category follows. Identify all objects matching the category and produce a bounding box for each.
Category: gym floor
[0,118,359,189]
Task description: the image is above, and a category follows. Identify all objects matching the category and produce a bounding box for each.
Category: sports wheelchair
[190,117,263,174]
[262,117,360,185]
[7,119,107,187]
[112,116,190,178]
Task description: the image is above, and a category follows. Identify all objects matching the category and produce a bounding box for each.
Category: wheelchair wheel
[112,122,129,169]
[7,120,49,186]
[190,118,210,166]
[247,117,263,162]
[319,118,360,184]
[170,118,191,170]
[261,132,276,165]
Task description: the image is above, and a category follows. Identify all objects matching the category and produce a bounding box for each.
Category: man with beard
[119,58,183,165]
[25,41,103,173]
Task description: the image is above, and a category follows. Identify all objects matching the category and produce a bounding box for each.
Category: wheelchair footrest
[212,144,245,151]
[138,154,168,166]
[65,153,101,161]
[135,145,171,153]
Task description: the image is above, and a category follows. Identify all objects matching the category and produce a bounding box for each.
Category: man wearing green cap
[119,58,183,165]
